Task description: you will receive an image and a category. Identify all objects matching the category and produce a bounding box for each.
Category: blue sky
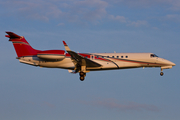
[0,0,180,120]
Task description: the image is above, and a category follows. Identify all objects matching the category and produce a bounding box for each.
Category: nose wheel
[160,72,164,76]
[79,72,86,81]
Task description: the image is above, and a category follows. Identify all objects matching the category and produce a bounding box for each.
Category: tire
[80,76,85,81]
[160,72,164,76]
[80,72,85,76]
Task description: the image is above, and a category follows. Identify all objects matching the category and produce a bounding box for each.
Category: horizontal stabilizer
[5,32,21,39]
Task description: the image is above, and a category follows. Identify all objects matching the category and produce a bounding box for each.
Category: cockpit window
[150,54,158,57]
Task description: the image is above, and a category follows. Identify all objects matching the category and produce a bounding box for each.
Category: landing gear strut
[160,68,164,76]
[79,72,86,81]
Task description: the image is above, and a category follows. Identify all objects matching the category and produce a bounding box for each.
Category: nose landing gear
[160,68,164,76]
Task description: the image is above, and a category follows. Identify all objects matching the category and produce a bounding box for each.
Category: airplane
[6,32,176,81]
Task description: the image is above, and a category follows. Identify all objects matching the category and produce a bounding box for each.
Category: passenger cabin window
[117,56,119,58]
[150,54,158,57]
[91,55,94,59]
[121,56,123,58]
[126,56,128,58]
[107,56,109,58]
[112,56,114,58]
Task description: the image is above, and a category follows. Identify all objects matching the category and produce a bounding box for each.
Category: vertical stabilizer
[6,32,40,57]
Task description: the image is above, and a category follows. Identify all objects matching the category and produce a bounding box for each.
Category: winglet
[63,41,67,45]
[63,41,71,51]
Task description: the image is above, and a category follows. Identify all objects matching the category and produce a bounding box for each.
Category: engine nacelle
[37,50,65,60]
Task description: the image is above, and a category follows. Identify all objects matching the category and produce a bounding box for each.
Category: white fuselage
[18,53,175,71]
[6,32,175,80]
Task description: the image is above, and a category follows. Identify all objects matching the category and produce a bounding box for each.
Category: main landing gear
[79,72,86,81]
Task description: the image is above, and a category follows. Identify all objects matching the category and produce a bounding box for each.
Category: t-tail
[5,32,40,58]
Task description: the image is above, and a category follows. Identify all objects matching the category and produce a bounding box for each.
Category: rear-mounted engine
[37,50,65,60]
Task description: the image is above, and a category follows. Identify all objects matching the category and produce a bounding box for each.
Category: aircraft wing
[63,41,101,67]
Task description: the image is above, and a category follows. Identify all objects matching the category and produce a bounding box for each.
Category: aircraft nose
[167,60,176,66]
[159,58,176,66]
[171,62,176,66]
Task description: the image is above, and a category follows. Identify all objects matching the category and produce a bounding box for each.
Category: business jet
[6,32,175,81]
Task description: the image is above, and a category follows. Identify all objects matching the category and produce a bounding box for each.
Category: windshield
[150,54,158,57]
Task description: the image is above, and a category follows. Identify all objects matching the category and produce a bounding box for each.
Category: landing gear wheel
[80,76,85,81]
[80,72,85,76]
[160,72,164,76]
[79,72,86,81]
